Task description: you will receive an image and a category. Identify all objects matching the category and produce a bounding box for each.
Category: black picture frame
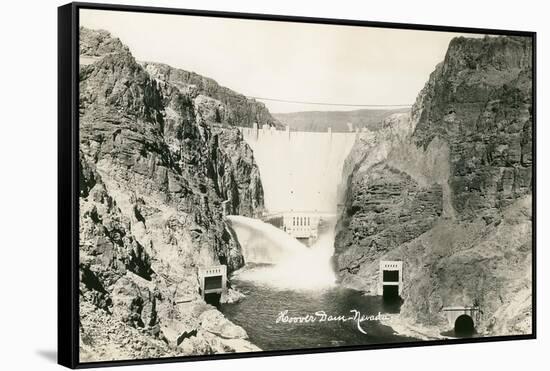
[58,2,537,368]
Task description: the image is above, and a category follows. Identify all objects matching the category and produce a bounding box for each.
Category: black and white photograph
[4,0,550,369]
[68,5,535,365]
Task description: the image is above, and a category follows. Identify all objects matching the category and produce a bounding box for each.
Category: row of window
[292,216,311,226]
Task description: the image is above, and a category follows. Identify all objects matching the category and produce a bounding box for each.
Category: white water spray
[227,215,337,290]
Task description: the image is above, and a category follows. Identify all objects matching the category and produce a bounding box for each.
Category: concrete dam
[239,124,357,214]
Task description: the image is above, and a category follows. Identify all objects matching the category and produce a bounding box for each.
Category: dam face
[239,125,357,213]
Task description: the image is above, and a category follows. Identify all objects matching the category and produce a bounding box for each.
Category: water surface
[222,273,418,351]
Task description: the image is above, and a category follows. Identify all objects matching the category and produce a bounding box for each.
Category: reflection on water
[221,275,418,351]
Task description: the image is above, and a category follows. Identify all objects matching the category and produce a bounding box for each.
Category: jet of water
[227,215,337,290]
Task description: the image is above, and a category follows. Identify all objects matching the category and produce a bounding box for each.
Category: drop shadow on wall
[35,350,57,363]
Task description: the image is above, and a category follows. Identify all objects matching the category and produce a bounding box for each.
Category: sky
[80,9,484,113]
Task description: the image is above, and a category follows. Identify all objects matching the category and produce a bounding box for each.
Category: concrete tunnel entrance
[454,314,475,337]
[378,261,403,302]
[199,265,227,307]
[442,306,480,338]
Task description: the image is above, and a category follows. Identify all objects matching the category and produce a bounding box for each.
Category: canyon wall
[78,28,264,361]
[334,35,533,336]
[142,62,281,129]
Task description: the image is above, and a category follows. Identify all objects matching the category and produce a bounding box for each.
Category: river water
[222,215,419,351]
[222,273,418,351]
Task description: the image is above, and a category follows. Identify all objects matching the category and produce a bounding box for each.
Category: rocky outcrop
[142,62,281,129]
[212,127,265,217]
[336,163,443,289]
[380,195,532,336]
[80,155,154,313]
[412,36,533,222]
[335,113,449,289]
[78,27,263,361]
[335,35,533,336]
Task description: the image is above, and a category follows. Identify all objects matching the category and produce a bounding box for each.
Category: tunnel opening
[382,285,400,302]
[201,275,224,307]
[204,292,221,307]
[454,314,475,337]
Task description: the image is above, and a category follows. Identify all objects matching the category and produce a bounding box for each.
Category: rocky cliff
[142,62,281,129]
[412,36,533,222]
[335,35,533,336]
[78,27,264,361]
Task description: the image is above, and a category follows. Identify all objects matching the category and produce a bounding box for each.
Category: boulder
[160,319,198,346]
[199,309,248,339]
